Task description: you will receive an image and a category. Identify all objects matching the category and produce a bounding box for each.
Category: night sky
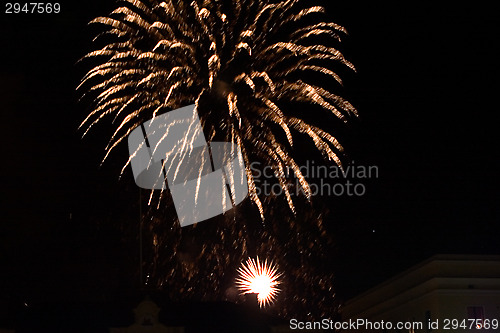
[1,0,499,316]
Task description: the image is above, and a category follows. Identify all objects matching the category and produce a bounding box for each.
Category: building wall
[341,255,500,333]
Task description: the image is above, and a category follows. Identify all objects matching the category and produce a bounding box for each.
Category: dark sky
[325,3,500,299]
[1,0,499,311]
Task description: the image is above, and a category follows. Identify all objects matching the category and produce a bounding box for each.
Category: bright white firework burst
[236,257,282,307]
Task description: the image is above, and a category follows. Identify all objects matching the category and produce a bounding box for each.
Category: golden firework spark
[236,257,282,307]
[80,0,354,318]
[79,0,357,218]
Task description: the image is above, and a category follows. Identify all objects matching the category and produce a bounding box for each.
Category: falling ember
[236,257,282,307]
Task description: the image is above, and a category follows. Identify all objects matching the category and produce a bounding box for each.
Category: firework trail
[80,0,355,319]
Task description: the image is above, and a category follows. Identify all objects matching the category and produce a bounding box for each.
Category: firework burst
[236,257,282,307]
[79,0,356,216]
[80,0,356,319]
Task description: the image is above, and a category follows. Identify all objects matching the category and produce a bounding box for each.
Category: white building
[341,255,500,333]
